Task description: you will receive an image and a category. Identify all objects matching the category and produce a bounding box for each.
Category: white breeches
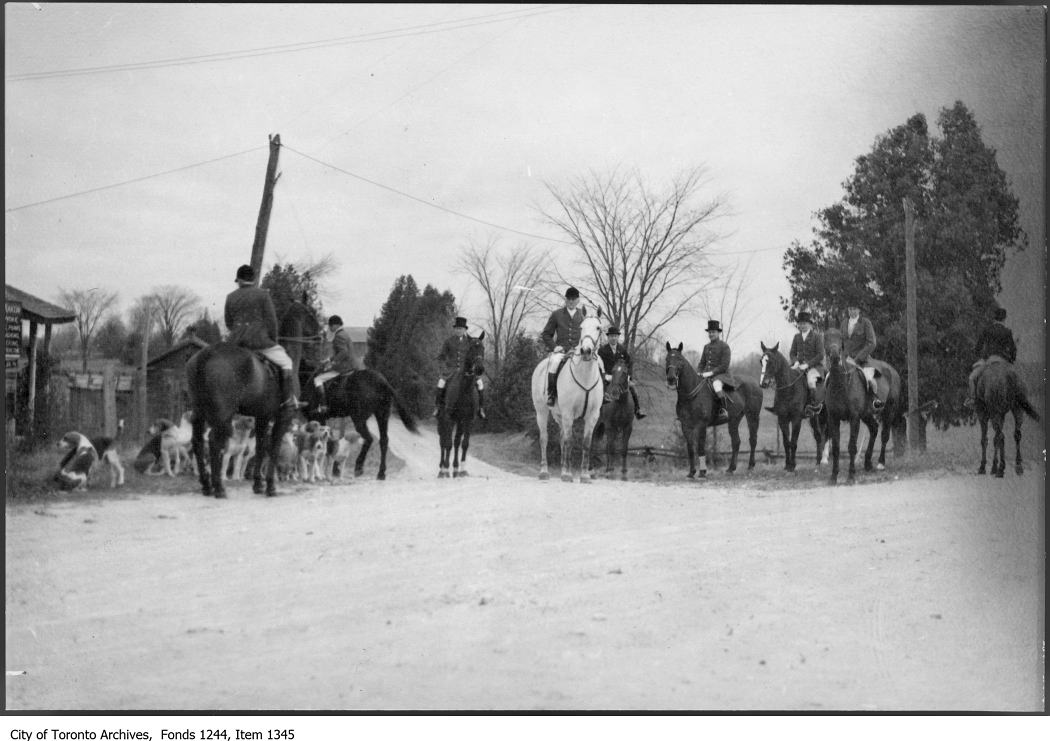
[859,366,876,383]
[314,370,339,387]
[712,379,724,393]
[806,367,822,389]
[258,345,293,371]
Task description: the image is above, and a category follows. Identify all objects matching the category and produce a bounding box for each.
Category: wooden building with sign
[5,284,76,441]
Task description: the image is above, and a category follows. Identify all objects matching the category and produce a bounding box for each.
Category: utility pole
[903,197,924,452]
[249,133,282,284]
[137,298,153,442]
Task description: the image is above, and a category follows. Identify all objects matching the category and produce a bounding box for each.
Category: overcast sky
[5,4,1045,361]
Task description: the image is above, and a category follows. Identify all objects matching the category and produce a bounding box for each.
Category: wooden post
[26,320,38,439]
[102,360,117,437]
[903,197,924,452]
[137,301,152,442]
[249,133,282,283]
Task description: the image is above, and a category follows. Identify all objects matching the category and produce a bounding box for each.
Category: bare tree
[541,167,727,351]
[59,287,119,371]
[149,285,202,348]
[699,253,756,343]
[456,236,549,375]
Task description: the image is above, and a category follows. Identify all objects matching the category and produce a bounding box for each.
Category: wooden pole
[102,360,117,437]
[137,300,152,442]
[249,133,282,284]
[903,197,924,452]
[26,320,38,440]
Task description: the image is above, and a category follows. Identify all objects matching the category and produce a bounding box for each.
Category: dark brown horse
[974,361,1040,477]
[664,342,762,477]
[594,359,635,480]
[279,298,324,378]
[759,342,827,472]
[437,333,486,478]
[185,343,288,497]
[300,369,418,480]
[823,328,901,484]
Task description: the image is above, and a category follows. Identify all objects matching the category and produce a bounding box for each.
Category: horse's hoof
[376,472,386,481]
[354,468,364,478]
[829,477,838,486]
[561,474,574,483]
[201,489,212,497]
[995,471,1005,479]
[697,471,706,479]
[539,471,550,481]
[458,470,469,478]
[266,489,278,497]
[847,477,856,486]
[252,482,265,495]
[977,466,986,475]
[1015,465,1024,476]
[687,471,696,479]
[876,463,885,471]
[213,489,227,499]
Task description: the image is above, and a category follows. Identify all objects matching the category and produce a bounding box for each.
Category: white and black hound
[55,423,126,491]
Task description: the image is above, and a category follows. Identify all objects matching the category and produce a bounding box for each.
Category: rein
[670,360,707,400]
[767,358,805,392]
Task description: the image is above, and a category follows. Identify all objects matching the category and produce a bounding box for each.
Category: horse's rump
[187,343,277,423]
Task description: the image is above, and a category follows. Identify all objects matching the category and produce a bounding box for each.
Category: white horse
[531,312,605,482]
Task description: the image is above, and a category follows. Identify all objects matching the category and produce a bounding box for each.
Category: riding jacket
[698,339,737,387]
[224,285,280,350]
[438,334,471,377]
[974,320,1017,363]
[325,326,355,374]
[541,307,586,352]
[789,330,825,371]
[598,342,632,377]
[839,315,876,363]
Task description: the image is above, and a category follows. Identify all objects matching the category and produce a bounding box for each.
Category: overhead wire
[6,5,579,82]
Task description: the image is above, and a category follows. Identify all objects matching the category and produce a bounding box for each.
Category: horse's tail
[1009,372,1041,421]
[374,370,419,434]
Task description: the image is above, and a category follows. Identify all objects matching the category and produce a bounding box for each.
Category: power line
[4,146,266,213]
[281,144,574,245]
[6,5,578,82]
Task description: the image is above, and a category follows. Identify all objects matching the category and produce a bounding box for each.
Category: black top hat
[453,317,468,329]
[606,326,620,336]
[327,315,343,327]
[235,264,255,282]
[994,307,1007,321]
[797,311,813,324]
[706,320,722,333]
[564,287,580,299]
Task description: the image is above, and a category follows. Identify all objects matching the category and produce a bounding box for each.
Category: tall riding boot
[280,370,300,410]
[432,386,446,418]
[547,372,559,406]
[870,380,885,412]
[315,383,329,415]
[477,389,487,420]
[716,393,729,421]
[630,386,646,419]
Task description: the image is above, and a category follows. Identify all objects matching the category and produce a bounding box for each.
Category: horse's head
[464,331,486,377]
[823,328,844,368]
[576,315,602,361]
[606,359,630,402]
[759,341,781,389]
[280,301,324,367]
[664,342,687,389]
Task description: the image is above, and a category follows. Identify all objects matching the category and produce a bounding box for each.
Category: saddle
[318,369,355,389]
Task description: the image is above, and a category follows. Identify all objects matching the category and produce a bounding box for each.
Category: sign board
[6,300,22,363]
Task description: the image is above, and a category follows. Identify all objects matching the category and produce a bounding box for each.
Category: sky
[4,4,1045,362]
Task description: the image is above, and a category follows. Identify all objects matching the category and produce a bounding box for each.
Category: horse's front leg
[846,417,860,484]
[828,417,841,485]
[453,426,468,477]
[726,421,741,474]
[604,426,615,478]
[351,416,373,477]
[579,421,596,484]
[778,417,792,471]
[681,419,697,478]
[560,415,574,482]
[537,410,551,481]
[265,417,282,496]
[992,417,1006,478]
[376,421,390,480]
[1013,409,1024,475]
[620,426,630,480]
[788,417,802,472]
[251,420,269,494]
[877,414,891,470]
[696,423,708,479]
[977,416,988,474]
[862,417,878,472]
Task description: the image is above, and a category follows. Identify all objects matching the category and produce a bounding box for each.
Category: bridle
[666,352,706,400]
[606,361,629,402]
[761,352,805,391]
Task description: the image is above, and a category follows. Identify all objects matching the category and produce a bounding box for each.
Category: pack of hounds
[55,413,359,491]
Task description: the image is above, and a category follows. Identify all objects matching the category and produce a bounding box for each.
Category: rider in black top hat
[540,287,587,406]
[965,305,1018,408]
[697,319,735,421]
[433,316,486,419]
[223,264,301,409]
[597,325,646,420]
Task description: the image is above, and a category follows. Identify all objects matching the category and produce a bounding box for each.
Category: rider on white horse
[540,287,589,407]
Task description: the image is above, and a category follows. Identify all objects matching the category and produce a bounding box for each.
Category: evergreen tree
[781,102,1026,430]
[488,331,544,431]
[261,263,323,322]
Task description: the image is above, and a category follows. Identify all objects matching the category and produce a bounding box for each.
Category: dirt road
[5,425,1044,710]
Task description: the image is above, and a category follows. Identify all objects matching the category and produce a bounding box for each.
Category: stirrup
[316,404,329,415]
[547,394,557,407]
[478,408,487,420]
[872,398,885,411]
[963,398,975,409]
[635,411,646,420]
